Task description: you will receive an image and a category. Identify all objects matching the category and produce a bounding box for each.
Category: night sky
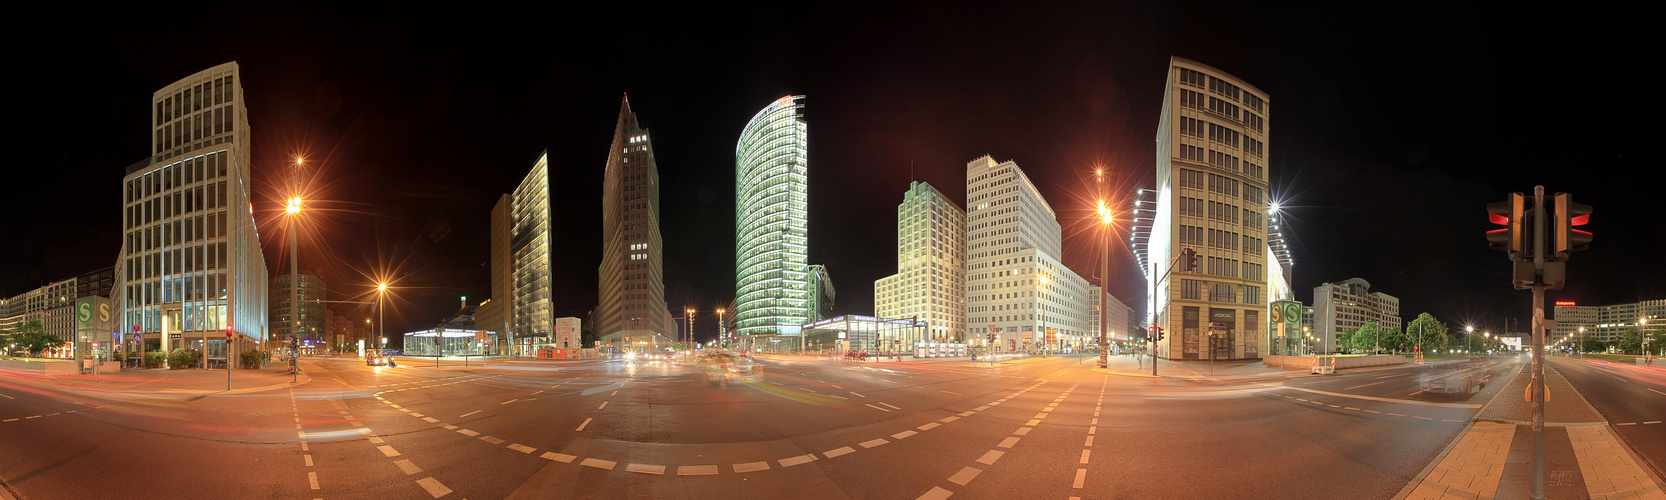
[6,3,1662,344]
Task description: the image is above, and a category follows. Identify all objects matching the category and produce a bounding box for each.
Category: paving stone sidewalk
[1400,364,1664,500]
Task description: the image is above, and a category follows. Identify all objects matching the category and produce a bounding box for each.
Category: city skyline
[5,3,1663,342]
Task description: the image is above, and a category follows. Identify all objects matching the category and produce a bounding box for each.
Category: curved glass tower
[734,96,809,340]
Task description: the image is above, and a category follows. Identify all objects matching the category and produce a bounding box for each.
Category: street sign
[133,324,141,332]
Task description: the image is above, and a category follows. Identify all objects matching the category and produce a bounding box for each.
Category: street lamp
[1038,273,1050,357]
[1095,167,1114,368]
[376,283,387,359]
[684,307,696,353]
[716,308,727,349]
[1578,326,1585,358]
[1466,325,1474,357]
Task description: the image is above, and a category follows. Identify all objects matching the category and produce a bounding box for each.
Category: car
[367,353,386,366]
[700,354,735,387]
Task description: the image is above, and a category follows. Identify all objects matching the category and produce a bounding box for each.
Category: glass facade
[116,62,267,356]
[734,96,809,338]
[598,98,671,340]
[510,153,553,342]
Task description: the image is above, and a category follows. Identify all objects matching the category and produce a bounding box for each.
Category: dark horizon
[6,3,1664,344]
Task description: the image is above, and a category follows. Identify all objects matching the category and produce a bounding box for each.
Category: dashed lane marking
[580,458,617,470]
[394,459,422,475]
[677,465,718,475]
[378,445,401,457]
[892,430,918,440]
[508,443,536,453]
[541,452,576,463]
[480,435,505,445]
[865,403,892,412]
[626,463,666,475]
[457,429,480,437]
[918,487,953,500]
[576,418,593,431]
[976,450,1004,465]
[1073,468,1087,488]
[734,461,770,473]
[947,466,981,486]
[860,438,889,448]
[824,446,855,458]
[459,410,482,417]
[308,472,320,490]
[415,477,452,498]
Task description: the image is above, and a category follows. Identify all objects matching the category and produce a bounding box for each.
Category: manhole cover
[1548,470,1575,486]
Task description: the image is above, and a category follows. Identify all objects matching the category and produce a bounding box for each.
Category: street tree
[1380,326,1406,354]
[1579,335,1605,354]
[1649,326,1665,356]
[1617,326,1643,354]
[1350,321,1381,353]
[1405,313,1448,352]
[6,320,65,357]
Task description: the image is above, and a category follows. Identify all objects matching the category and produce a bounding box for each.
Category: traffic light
[1180,247,1198,272]
[1486,192,1528,258]
[1155,328,1166,342]
[1551,192,1592,258]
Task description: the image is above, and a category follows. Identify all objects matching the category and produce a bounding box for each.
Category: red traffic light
[1486,193,1526,256]
[1552,192,1592,257]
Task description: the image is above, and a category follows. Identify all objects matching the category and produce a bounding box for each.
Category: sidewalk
[1090,353,1322,381]
[1398,364,1665,500]
[29,361,312,395]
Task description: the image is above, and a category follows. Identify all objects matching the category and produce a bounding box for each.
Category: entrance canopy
[801,315,927,352]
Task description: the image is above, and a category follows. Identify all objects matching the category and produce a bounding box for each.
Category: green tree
[1649,326,1665,356]
[1578,335,1604,354]
[5,320,65,357]
[1350,321,1381,353]
[1617,326,1643,354]
[1379,326,1406,353]
[1405,313,1448,352]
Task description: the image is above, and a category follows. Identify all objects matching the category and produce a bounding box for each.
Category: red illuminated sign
[1555,301,1576,306]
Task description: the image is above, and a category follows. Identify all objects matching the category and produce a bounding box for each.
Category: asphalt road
[0,354,1530,499]
[1548,355,1666,477]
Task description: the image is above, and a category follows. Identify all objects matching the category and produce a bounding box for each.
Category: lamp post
[1096,169,1113,368]
[377,283,387,362]
[684,307,695,353]
[1644,318,1651,363]
[1038,273,1050,357]
[1578,326,1585,358]
[1467,325,1474,357]
[716,308,727,349]
[287,158,305,349]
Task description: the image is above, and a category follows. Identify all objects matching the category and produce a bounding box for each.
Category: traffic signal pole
[1529,186,1547,500]
[1149,248,1192,376]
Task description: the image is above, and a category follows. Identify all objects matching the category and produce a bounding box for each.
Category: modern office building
[115,62,268,363]
[270,271,326,342]
[874,181,966,343]
[964,156,1093,353]
[509,153,554,353]
[807,264,837,323]
[598,97,672,341]
[734,96,810,342]
[1554,299,1665,344]
[1089,286,1136,344]
[1149,57,1272,360]
[477,194,511,354]
[1311,278,1402,353]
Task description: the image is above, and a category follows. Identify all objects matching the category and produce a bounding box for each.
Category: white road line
[459,410,482,418]
[457,429,479,436]
[1644,421,1663,425]
[1649,388,1666,396]
[780,455,816,467]
[1343,382,1385,390]
[1618,422,1637,426]
[1374,374,1401,379]
[831,384,843,389]
[824,446,855,458]
[500,399,518,405]
[580,458,617,470]
[892,430,918,439]
[917,422,940,431]
[308,472,319,490]
[850,392,866,398]
[576,418,593,431]
[879,402,902,410]
[976,450,1004,465]
[422,417,439,423]
[626,463,666,474]
[1080,450,1091,464]
[918,487,953,500]
[508,443,536,453]
[304,455,313,466]
[865,403,891,412]
[480,436,505,445]
[733,461,770,473]
[378,445,401,457]
[394,459,422,475]
[677,465,719,475]
[859,438,889,448]
[947,466,982,486]
[415,477,452,498]
[941,390,962,395]
[0,394,13,399]
[598,401,609,410]
[998,437,1020,448]
[542,452,576,463]
[1279,386,1482,408]
[1074,468,1088,488]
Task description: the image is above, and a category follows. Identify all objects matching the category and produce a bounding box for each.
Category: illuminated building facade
[734,96,809,340]
[598,97,672,341]
[964,156,1092,353]
[1554,300,1665,344]
[114,61,268,362]
[874,181,966,343]
[1151,56,1271,360]
[1312,278,1401,353]
[509,153,554,350]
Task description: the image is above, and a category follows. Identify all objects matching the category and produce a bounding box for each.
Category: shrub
[168,348,199,368]
[239,349,265,369]
[145,351,167,368]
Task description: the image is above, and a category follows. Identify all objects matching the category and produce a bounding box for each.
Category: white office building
[874,181,967,343]
[1312,278,1402,353]
[115,62,268,362]
[964,156,1092,353]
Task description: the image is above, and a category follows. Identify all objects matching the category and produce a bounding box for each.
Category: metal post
[1530,185,1547,500]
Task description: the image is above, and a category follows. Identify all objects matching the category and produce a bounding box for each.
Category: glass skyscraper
[598,97,671,340]
[510,153,553,348]
[734,96,809,339]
